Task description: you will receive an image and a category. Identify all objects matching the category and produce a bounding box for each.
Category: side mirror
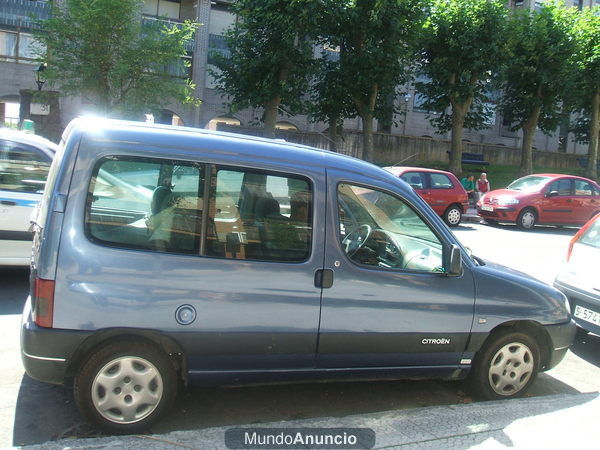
[545,190,559,198]
[447,244,462,276]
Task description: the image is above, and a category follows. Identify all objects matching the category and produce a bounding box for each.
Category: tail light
[567,218,595,262]
[33,277,55,328]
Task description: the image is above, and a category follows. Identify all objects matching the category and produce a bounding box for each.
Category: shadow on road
[12,366,584,446]
[571,332,600,368]
[0,268,29,315]
[486,222,579,237]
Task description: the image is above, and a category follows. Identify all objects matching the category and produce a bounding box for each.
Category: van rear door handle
[0,200,17,206]
[314,269,334,289]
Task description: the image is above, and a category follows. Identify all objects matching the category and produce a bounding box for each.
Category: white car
[0,129,57,266]
[554,213,600,334]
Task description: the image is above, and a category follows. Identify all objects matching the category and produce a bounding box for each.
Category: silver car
[554,213,600,334]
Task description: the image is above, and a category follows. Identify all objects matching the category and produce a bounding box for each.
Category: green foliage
[211,0,320,130]
[417,0,509,132]
[500,2,578,134]
[306,55,357,142]
[569,6,600,178]
[35,0,198,118]
[320,0,428,160]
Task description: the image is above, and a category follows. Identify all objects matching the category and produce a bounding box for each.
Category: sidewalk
[25,392,600,449]
[463,207,482,224]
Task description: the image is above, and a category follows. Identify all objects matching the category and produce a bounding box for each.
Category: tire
[74,339,177,434]
[469,330,540,400]
[517,208,537,230]
[444,205,462,227]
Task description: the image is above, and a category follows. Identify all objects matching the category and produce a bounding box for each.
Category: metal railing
[0,0,51,29]
[142,15,195,52]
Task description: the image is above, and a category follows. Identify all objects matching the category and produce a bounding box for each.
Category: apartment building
[0,0,594,154]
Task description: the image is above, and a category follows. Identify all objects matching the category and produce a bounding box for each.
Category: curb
[24,392,600,449]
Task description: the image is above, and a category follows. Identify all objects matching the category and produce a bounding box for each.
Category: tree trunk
[449,104,468,175]
[520,106,541,177]
[587,89,600,180]
[263,96,281,138]
[362,113,374,162]
[328,115,341,153]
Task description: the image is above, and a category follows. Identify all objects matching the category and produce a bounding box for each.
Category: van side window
[0,140,51,193]
[337,184,444,273]
[207,167,312,262]
[85,157,205,254]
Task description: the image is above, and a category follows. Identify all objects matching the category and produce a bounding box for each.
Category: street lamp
[34,63,47,91]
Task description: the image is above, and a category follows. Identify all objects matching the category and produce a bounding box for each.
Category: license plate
[574,305,600,326]
[481,205,493,212]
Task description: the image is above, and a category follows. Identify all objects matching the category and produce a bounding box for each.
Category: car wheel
[469,330,540,400]
[74,339,177,433]
[444,205,462,227]
[517,208,536,230]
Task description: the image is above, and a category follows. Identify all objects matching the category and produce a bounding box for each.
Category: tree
[307,54,357,152]
[571,6,600,180]
[418,0,509,175]
[35,0,198,118]
[211,0,319,138]
[500,3,578,176]
[320,0,427,162]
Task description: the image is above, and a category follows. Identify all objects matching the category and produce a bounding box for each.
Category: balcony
[208,34,229,64]
[0,0,51,30]
[142,15,195,53]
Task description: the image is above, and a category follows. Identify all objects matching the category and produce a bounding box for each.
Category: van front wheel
[74,339,177,433]
[469,330,540,400]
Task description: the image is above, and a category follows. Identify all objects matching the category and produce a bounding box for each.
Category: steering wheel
[342,224,372,256]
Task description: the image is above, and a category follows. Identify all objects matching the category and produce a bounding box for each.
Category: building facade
[0,0,596,155]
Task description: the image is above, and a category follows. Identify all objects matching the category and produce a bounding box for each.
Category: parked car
[554,213,600,334]
[22,119,574,433]
[383,166,469,226]
[0,129,57,266]
[477,174,600,229]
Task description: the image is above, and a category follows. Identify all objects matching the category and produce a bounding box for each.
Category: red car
[384,166,469,226]
[477,174,600,229]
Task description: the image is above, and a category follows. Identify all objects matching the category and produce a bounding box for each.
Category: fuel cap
[175,304,196,325]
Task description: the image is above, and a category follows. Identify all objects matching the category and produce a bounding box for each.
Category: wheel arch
[473,320,553,370]
[66,329,187,383]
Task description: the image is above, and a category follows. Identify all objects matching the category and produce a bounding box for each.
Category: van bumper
[543,320,576,371]
[20,297,91,385]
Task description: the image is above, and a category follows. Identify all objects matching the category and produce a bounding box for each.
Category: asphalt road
[2,222,600,447]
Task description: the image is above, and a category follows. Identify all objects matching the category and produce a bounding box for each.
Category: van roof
[66,117,400,185]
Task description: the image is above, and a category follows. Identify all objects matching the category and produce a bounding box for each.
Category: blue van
[21,119,575,433]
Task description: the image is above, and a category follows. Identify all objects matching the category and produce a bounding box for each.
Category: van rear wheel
[469,330,540,400]
[74,339,177,433]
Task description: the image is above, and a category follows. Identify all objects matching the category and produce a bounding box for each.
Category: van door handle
[0,200,17,206]
[314,269,334,289]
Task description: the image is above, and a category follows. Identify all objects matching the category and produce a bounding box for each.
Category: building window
[143,0,181,20]
[0,30,42,64]
[208,34,230,65]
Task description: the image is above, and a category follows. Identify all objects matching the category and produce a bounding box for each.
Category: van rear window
[85,156,205,255]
